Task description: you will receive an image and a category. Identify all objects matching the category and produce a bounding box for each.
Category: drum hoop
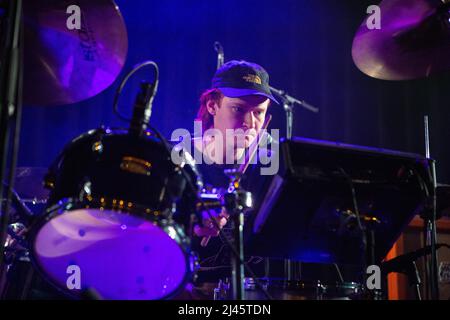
[26,197,195,300]
[27,127,202,299]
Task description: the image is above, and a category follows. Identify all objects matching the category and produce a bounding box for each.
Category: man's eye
[232,106,243,113]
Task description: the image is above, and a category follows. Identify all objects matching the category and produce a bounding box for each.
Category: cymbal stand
[0,0,24,296]
[422,115,439,300]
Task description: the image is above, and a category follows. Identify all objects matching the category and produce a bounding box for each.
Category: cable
[113,60,159,122]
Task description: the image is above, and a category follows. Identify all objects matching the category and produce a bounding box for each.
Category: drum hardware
[198,180,280,301]
[213,278,231,300]
[213,277,365,300]
[1,220,33,300]
[8,168,50,201]
[6,223,28,249]
[222,171,252,301]
[198,177,258,300]
[198,115,275,300]
[420,115,440,300]
[0,0,25,294]
[382,243,450,300]
[2,182,36,225]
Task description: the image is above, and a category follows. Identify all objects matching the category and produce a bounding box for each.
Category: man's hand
[194,208,229,245]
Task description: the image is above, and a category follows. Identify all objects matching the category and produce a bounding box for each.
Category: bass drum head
[33,208,189,300]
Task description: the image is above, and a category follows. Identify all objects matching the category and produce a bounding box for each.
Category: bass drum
[29,128,202,300]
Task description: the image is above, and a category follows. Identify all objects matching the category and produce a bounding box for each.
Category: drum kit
[0,0,449,300]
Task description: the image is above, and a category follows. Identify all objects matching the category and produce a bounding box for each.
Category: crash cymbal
[23,0,128,106]
[352,0,450,80]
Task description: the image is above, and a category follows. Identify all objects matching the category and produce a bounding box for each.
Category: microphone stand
[214,41,224,70]
[0,0,24,297]
[269,86,318,139]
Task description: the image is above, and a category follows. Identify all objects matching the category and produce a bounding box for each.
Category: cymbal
[23,0,128,106]
[352,0,450,80]
[9,167,49,201]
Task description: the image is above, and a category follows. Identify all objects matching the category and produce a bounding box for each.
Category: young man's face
[208,95,269,151]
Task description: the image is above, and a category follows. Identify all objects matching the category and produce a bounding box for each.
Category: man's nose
[243,111,256,129]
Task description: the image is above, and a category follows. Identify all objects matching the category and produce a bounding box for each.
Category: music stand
[245,137,434,269]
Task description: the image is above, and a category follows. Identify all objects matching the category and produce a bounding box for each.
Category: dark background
[20,0,450,183]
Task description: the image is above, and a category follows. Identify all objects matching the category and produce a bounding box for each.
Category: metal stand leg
[230,212,245,300]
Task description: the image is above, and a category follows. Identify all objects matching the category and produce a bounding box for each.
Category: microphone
[129,79,158,136]
[214,41,224,69]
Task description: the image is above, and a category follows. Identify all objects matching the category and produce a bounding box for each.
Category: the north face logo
[243,74,262,85]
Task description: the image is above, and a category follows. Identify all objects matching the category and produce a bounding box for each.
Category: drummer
[182,60,279,299]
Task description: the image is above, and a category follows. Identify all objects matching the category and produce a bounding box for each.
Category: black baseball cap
[211,60,278,104]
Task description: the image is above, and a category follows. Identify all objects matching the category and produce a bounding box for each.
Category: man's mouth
[227,128,258,149]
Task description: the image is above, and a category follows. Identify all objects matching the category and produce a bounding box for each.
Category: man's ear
[206,99,218,116]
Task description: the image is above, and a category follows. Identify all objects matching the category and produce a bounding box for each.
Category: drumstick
[238,114,272,176]
[200,115,272,247]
